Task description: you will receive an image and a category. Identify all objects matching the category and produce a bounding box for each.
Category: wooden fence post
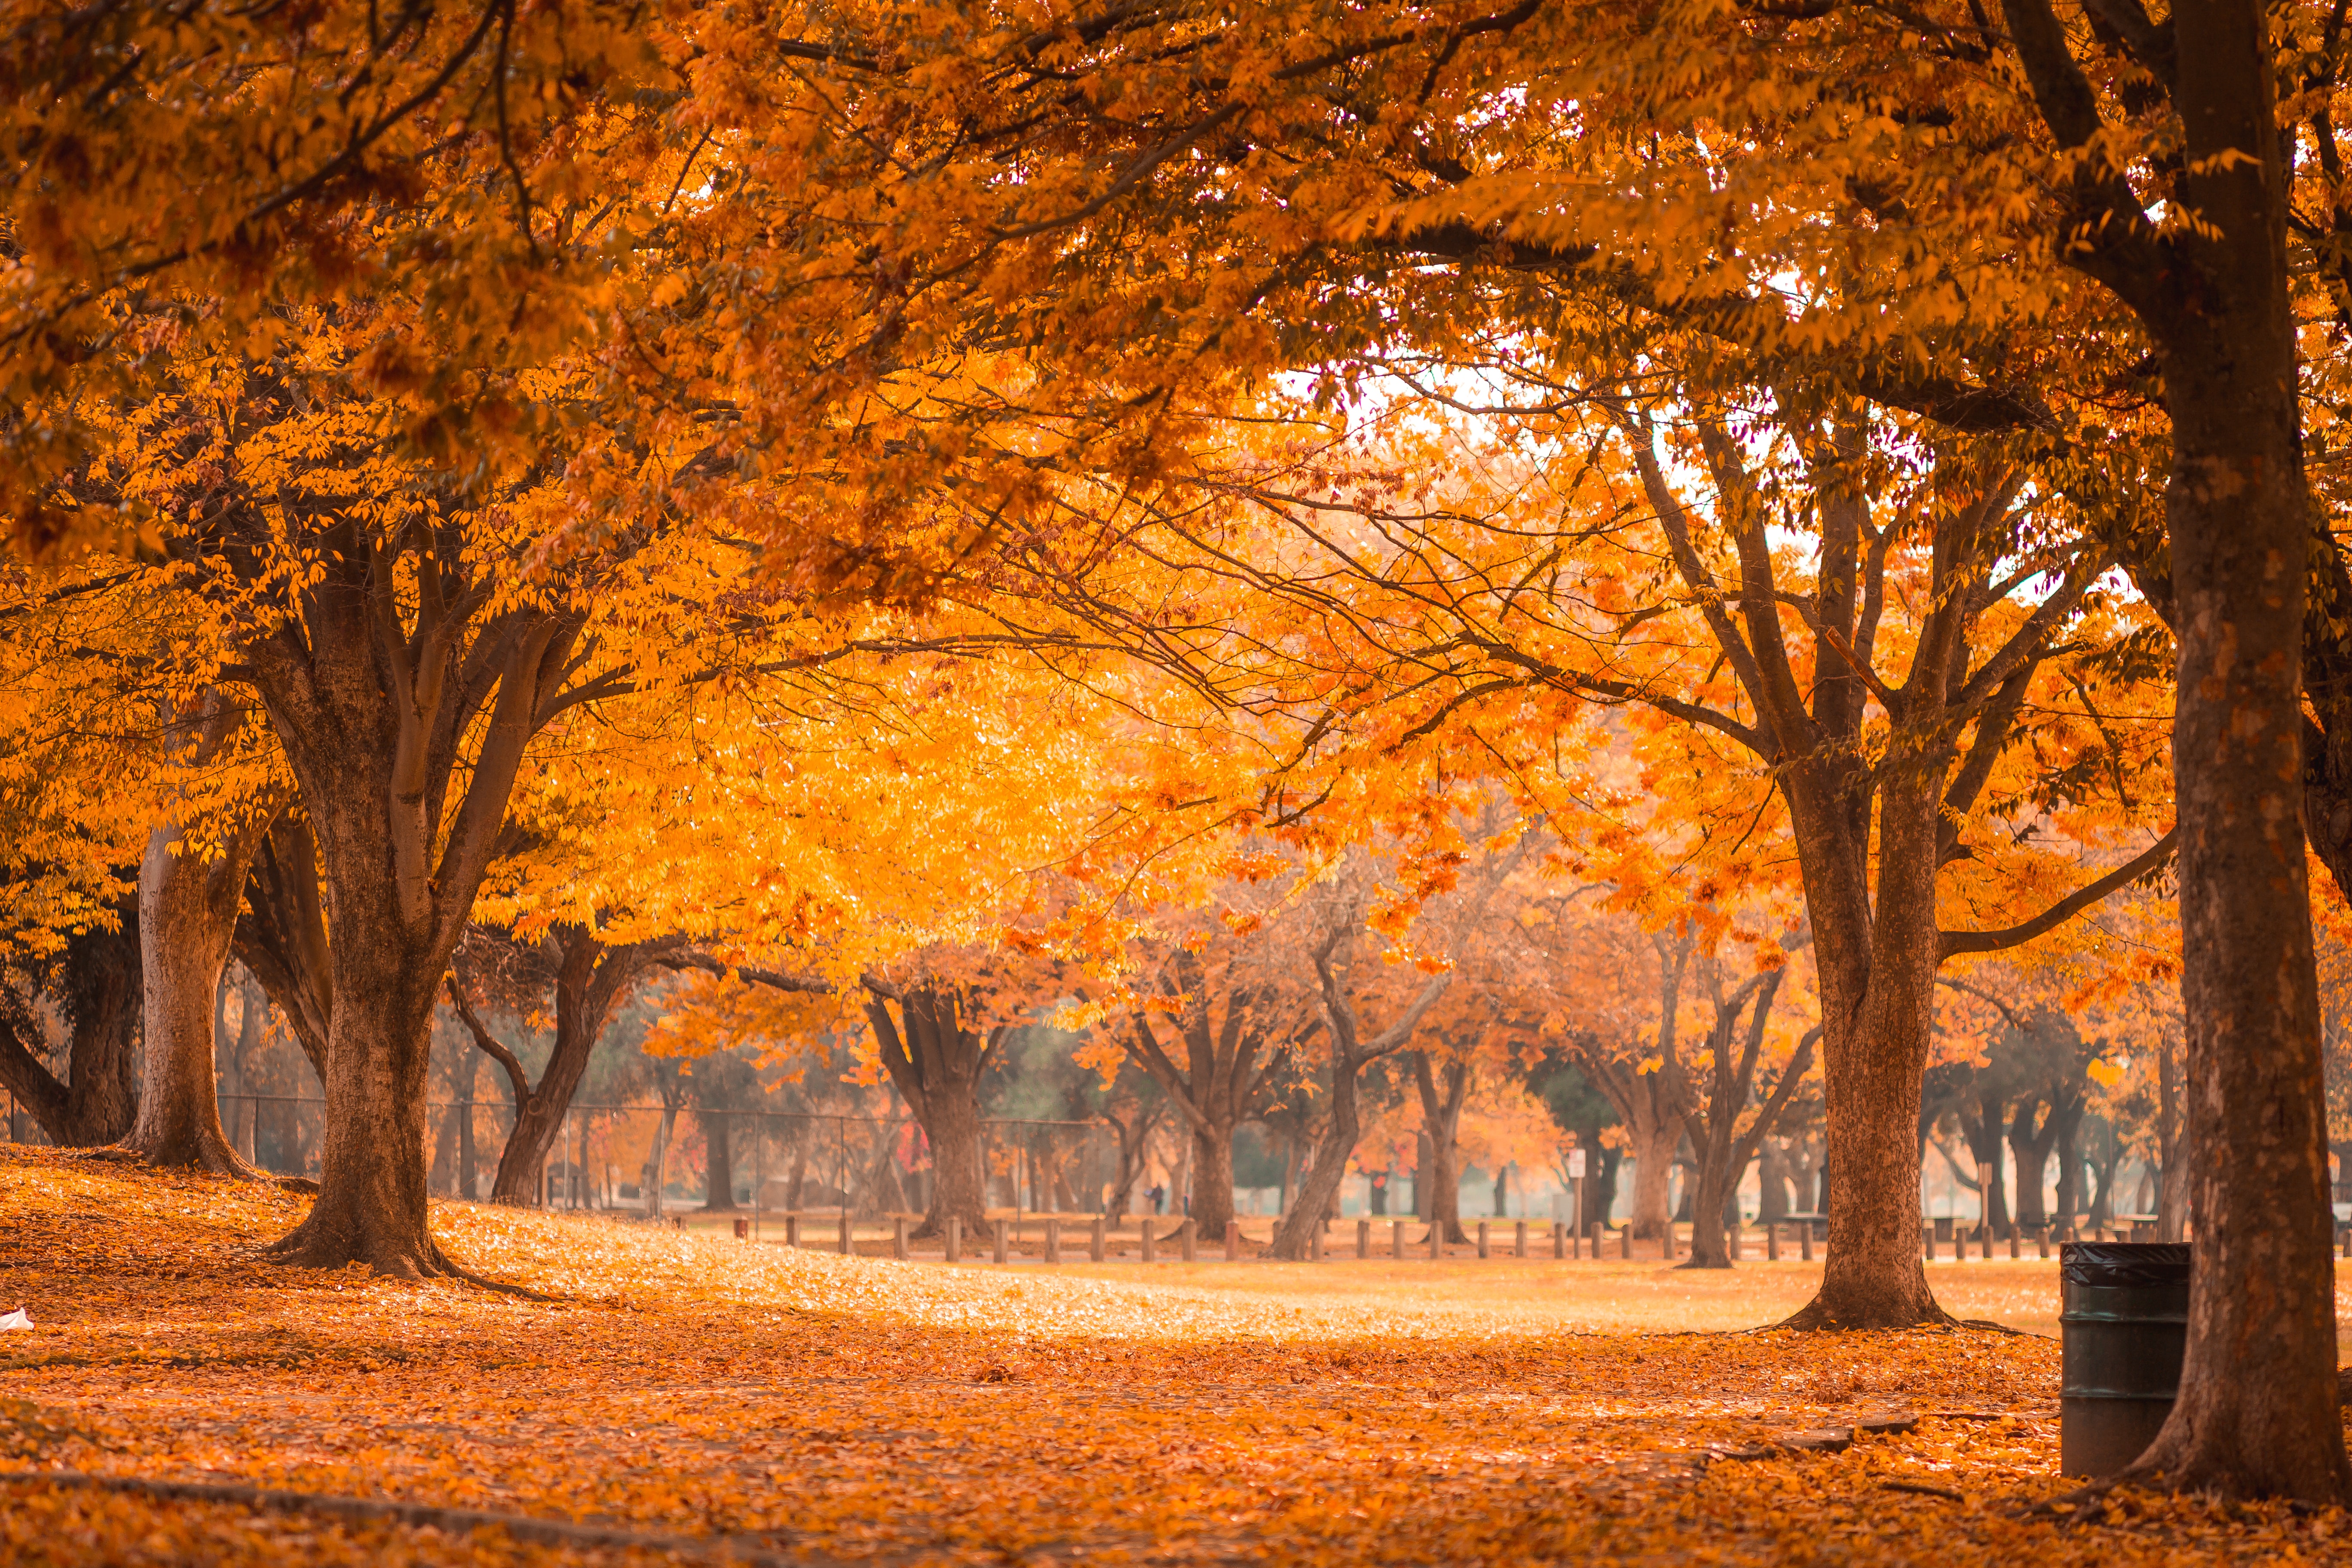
[2036,1225,2050,1260]
[1661,1223,1675,1262]
[2008,1224,2020,1259]
[1476,1221,1490,1259]
[893,1216,908,1260]
[992,1218,1009,1265]
[784,1214,801,1249]
[1309,1222,1322,1262]
[1728,1218,1741,1262]
[1428,1221,1442,1261]
[1044,1218,1062,1264]
[1766,1222,1779,1261]
[838,1216,852,1256]
[1921,1225,1933,1260]
[1180,1218,1197,1262]
[1800,1222,1813,1262]
[1515,1220,1528,1259]
[1619,1225,1631,1260]
[1392,1220,1407,1260]
[1357,1219,1371,1259]
[1091,1216,1106,1262]
[945,1216,961,1264]
[1225,1223,1240,1261]
[1141,1219,1157,1263]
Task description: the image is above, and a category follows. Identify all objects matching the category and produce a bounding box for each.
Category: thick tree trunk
[1757,1140,1791,1221]
[2131,310,2349,1494]
[701,1111,736,1211]
[919,1076,986,1234]
[1411,1052,1471,1244]
[1684,1153,1740,1269]
[1626,1108,1680,1241]
[1190,1120,1237,1242]
[1791,977,1941,1325]
[1982,0,2352,1498]
[1960,1092,2009,1234]
[114,818,267,1173]
[266,934,453,1275]
[0,917,144,1147]
[866,983,997,1240]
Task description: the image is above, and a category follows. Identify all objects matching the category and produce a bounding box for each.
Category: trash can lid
[2060,1241,2190,1287]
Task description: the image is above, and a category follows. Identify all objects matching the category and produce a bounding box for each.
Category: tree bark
[865,983,999,1240]
[447,928,670,1205]
[1991,0,2351,1497]
[701,1111,736,1211]
[113,811,269,1173]
[1624,1099,1681,1241]
[224,528,578,1278]
[0,915,142,1147]
[1410,1051,1472,1244]
[1679,972,1816,1271]
[1123,950,1307,1244]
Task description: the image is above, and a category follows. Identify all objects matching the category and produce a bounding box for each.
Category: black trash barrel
[2060,1241,2190,1476]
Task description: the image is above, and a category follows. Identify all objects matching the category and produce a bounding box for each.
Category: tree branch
[1939,828,2177,958]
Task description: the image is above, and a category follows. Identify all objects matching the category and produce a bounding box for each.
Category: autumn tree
[1116,868,1327,1244]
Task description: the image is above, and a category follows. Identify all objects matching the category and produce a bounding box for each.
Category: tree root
[0,1470,847,1566]
[1772,1297,1960,1332]
[261,1224,551,1301]
[83,1140,319,1194]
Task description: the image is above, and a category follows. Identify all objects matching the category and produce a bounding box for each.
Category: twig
[1881,1479,1966,1502]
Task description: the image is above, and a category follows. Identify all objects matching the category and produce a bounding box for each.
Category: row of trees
[6,0,2350,1499]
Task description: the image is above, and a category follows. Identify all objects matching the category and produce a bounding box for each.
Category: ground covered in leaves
[1,1148,2345,1566]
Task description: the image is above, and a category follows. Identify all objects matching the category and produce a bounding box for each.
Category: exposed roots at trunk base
[86,1136,311,1193]
[264,1211,548,1299]
[1773,1294,1958,1332]
[1675,1257,1735,1271]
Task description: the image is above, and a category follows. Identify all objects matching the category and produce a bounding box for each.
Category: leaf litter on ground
[0,1146,2345,1566]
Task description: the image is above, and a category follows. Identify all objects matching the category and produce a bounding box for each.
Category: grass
[0,1145,2346,1567]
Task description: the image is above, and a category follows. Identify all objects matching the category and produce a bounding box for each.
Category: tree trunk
[457,1091,477,1200]
[702,1111,735,1211]
[2156,1032,2187,1243]
[267,941,451,1275]
[641,1096,679,1219]
[2054,1117,2082,1226]
[1412,1052,1471,1244]
[1274,1056,1357,1257]
[428,1103,458,1194]
[468,931,661,1204]
[1785,910,1942,1326]
[0,917,143,1147]
[114,816,268,1173]
[2114,13,2351,1486]
[1190,1120,1237,1242]
[1758,1140,1791,1222]
[1959,1090,2010,1235]
[1626,1104,1680,1241]
[865,984,997,1240]
[1985,0,2352,1497]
